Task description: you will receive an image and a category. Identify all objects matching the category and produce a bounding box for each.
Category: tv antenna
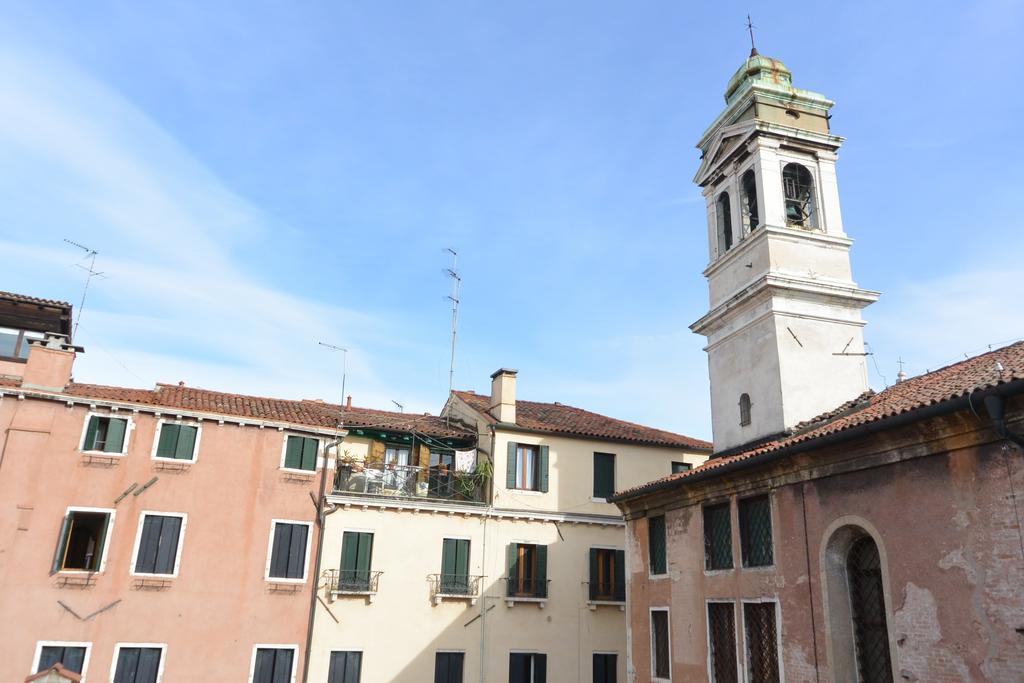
[318,342,349,420]
[64,239,107,341]
[391,400,405,413]
[444,248,461,398]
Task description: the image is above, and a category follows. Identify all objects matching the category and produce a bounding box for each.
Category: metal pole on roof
[64,239,106,342]
[318,342,348,424]
[445,248,461,398]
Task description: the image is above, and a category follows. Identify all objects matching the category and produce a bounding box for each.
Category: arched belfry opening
[782,163,816,228]
[740,169,759,236]
[717,192,734,254]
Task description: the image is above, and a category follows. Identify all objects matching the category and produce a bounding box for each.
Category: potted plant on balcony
[452,458,492,501]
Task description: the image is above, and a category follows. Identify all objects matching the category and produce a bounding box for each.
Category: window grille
[744,602,780,683]
[739,495,773,567]
[703,503,733,571]
[648,515,667,575]
[708,603,738,683]
[651,610,670,679]
[847,537,894,683]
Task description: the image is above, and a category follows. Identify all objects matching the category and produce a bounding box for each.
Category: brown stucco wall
[624,404,1024,682]
[0,391,327,681]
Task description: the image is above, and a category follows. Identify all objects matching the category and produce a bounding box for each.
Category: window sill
[590,497,611,503]
[505,596,547,609]
[703,568,736,576]
[506,488,544,496]
[741,564,776,572]
[330,588,377,604]
[433,592,478,606]
[648,573,669,580]
[587,600,625,612]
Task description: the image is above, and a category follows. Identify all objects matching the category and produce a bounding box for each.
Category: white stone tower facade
[691,52,879,452]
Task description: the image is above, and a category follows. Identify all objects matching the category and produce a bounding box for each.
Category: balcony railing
[428,573,484,604]
[322,568,382,595]
[505,577,549,599]
[333,463,486,504]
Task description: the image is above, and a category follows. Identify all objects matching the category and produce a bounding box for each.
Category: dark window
[593,452,615,499]
[782,163,816,228]
[739,394,752,427]
[708,603,738,683]
[739,496,773,568]
[328,651,362,683]
[671,461,691,475]
[744,602,780,683]
[134,514,183,575]
[434,652,464,683]
[507,543,547,598]
[339,531,374,591]
[155,423,198,460]
[252,647,293,683]
[52,510,111,572]
[740,170,759,235]
[268,522,308,580]
[506,442,549,492]
[509,653,546,683]
[440,538,470,594]
[82,415,128,453]
[848,537,894,683]
[717,192,734,253]
[704,503,733,571]
[284,435,318,471]
[0,327,43,360]
[112,647,162,683]
[593,653,617,683]
[37,645,87,673]
[651,609,670,679]
[588,548,625,602]
[648,515,667,575]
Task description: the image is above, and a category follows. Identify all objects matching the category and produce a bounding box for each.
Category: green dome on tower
[724,51,793,104]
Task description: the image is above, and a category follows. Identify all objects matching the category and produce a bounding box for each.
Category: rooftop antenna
[318,342,348,421]
[64,238,106,342]
[444,248,461,398]
[746,14,758,56]
[391,400,404,413]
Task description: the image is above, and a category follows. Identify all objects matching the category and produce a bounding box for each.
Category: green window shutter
[506,442,517,488]
[174,425,197,460]
[284,436,303,469]
[92,513,110,571]
[614,549,626,601]
[300,437,318,471]
[455,539,469,577]
[593,453,615,498]
[536,544,548,597]
[441,538,456,577]
[50,513,73,574]
[340,532,359,575]
[588,548,599,601]
[538,445,549,493]
[356,532,373,574]
[506,543,518,596]
[156,424,179,458]
[105,418,127,453]
[83,416,100,451]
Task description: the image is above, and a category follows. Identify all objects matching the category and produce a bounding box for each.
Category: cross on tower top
[746,14,758,56]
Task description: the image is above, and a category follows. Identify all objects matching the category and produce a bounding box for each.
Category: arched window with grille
[717,192,734,255]
[782,163,816,228]
[739,393,752,426]
[740,170,759,236]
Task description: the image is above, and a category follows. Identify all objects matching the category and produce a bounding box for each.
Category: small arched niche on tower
[716,191,734,255]
[822,523,896,683]
[738,393,752,426]
[782,162,817,229]
[740,169,759,236]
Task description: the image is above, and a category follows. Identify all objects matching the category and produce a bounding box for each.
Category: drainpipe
[479,423,497,683]
[302,431,345,683]
[983,394,1024,449]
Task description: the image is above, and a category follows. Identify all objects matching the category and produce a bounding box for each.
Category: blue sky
[1,1,1022,440]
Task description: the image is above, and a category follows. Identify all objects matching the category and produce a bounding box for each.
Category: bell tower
[691,51,879,452]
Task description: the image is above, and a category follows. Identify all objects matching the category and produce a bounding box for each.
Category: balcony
[587,580,626,611]
[428,573,484,605]
[333,462,487,504]
[323,568,383,603]
[504,577,550,608]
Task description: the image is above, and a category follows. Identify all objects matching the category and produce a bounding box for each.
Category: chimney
[21,333,81,392]
[346,395,352,409]
[489,368,517,424]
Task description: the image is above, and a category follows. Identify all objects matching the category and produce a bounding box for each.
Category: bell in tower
[690,51,880,452]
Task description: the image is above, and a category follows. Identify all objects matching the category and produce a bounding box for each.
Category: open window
[782,163,817,228]
[588,548,625,602]
[740,170,759,235]
[81,415,129,454]
[506,442,549,492]
[52,509,113,573]
[507,543,547,598]
[717,192,734,254]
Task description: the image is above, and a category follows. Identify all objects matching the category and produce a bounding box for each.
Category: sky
[0,1,1022,441]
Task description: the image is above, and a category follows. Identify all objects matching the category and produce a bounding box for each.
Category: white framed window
[151,421,202,462]
[508,651,546,683]
[279,433,321,473]
[79,412,133,456]
[706,600,740,683]
[264,519,312,582]
[248,644,298,683]
[650,607,671,681]
[741,598,783,683]
[129,511,187,578]
[31,640,92,680]
[109,643,166,683]
[52,506,116,574]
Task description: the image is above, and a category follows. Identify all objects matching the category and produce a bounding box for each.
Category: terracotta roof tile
[614,339,1024,500]
[452,390,711,450]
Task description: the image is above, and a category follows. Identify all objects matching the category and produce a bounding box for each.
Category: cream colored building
[306,370,710,682]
